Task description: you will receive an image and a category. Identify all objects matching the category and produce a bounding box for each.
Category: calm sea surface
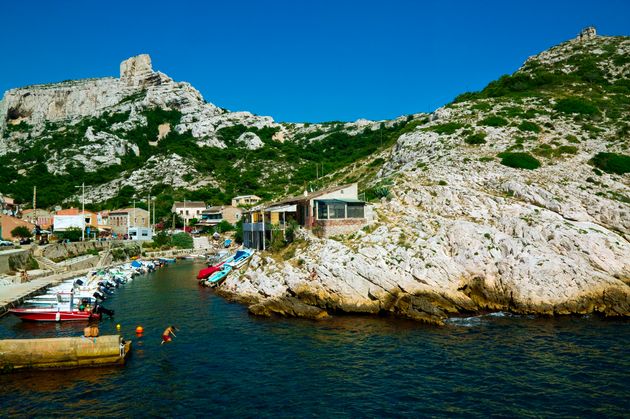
[0,261,628,418]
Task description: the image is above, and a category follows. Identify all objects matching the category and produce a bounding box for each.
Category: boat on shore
[201,249,254,287]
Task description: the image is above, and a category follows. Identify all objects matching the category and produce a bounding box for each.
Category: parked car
[19,238,32,245]
[0,240,14,247]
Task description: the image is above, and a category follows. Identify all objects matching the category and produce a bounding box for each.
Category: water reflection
[0,261,628,417]
[0,366,120,393]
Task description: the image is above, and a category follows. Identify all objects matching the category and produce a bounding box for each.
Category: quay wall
[0,249,31,276]
[0,335,128,371]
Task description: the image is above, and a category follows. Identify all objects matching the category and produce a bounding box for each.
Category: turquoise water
[0,261,628,417]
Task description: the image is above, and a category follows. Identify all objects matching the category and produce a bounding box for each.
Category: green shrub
[369,157,385,167]
[215,220,234,233]
[465,132,487,145]
[153,231,171,246]
[555,98,599,116]
[556,145,579,155]
[171,232,193,249]
[534,144,578,158]
[518,121,541,133]
[234,219,244,244]
[480,116,509,127]
[427,122,465,135]
[11,226,31,239]
[589,152,630,175]
[566,134,580,143]
[497,152,541,170]
[471,102,493,111]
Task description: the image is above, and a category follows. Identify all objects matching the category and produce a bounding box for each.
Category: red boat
[9,308,99,322]
[197,262,224,280]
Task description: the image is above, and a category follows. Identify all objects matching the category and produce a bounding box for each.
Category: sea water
[0,261,628,417]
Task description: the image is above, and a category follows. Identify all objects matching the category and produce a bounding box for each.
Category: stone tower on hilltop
[578,26,597,42]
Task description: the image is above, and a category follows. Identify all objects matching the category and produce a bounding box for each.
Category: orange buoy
[135,326,144,334]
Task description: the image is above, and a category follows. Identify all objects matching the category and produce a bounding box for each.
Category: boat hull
[9,308,95,322]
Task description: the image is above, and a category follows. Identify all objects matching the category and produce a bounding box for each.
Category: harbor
[1,260,628,417]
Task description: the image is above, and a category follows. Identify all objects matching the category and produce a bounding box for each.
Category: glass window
[347,204,364,218]
[329,203,346,219]
[317,202,328,220]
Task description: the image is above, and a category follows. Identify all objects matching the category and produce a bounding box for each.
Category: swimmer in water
[161,325,178,344]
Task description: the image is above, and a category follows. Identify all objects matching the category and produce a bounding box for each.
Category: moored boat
[8,308,98,322]
[197,262,225,280]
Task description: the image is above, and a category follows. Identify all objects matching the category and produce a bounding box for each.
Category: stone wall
[0,335,126,371]
[0,249,31,275]
[316,219,366,237]
[38,241,107,261]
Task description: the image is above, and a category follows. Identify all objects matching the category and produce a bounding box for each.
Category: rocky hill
[218,30,630,323]
[0,54,415,210]
[1,29,629,323]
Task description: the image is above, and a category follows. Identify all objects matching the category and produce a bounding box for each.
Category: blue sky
[2,0,629,122]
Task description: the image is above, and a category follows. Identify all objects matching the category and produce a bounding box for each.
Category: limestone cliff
[218,32,630,323]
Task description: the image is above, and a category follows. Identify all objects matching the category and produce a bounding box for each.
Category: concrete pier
[0,335,131,372]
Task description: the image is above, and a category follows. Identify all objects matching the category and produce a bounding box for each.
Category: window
[186,210,189,216]
[329,203,346,219]
[347,204,364,219]
[317,202,327,220]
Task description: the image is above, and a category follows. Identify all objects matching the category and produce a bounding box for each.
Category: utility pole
[152,196,156,231]
[33,186,37,227]
[261,207,266,251]
[74,183,85,241]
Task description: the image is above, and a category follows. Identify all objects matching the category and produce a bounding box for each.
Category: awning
[267,204,297,213]
[315,199,364,204]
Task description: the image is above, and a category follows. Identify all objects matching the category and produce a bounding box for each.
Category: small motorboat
[9,293,100,322]
[231,249,254,268]
[8,308,98,322]
[204,263,233,287]
[197,262,225,280]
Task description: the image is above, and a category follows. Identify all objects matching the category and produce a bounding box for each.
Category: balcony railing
[243,222,287,232]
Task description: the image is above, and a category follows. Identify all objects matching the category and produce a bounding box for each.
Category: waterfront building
[109,208,150,237]
[0,214,35,240]
[55,208,98,228]
[20,209,54,229]
[242,183,370,249]
[171,201,206,226]
[0,194,18,216]
[199,206,242,226]
[231,195,261,208]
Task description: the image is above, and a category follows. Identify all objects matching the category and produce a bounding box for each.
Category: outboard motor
[96,304,115,319]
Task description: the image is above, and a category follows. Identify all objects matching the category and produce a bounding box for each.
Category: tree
[234,219,243,244]
[215,220,234,233]
[11,225,32,239]
[56,227,83,242]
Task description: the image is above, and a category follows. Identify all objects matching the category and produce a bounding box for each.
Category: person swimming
[161,325,178,344]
